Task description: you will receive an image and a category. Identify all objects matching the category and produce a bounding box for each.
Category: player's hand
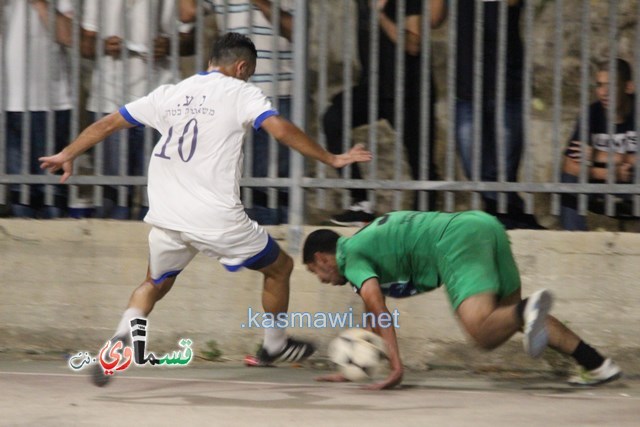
[617,162,634,182]
[363,367,403,391]
[315,372,351,383]
[331,143,372,169]
[39,153,74,183]
[153,36,170,59]
[104,36,123,58]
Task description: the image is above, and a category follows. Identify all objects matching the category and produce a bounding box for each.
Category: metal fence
[1,0,639,235]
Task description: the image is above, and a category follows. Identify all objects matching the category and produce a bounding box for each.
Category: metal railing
[1,0,638,235]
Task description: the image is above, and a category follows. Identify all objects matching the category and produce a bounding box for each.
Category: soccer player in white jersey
[40,32,372,386]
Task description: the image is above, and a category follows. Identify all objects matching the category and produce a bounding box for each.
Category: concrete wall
[0,219,638,375]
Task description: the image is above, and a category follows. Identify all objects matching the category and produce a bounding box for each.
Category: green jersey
[336,211,459,298]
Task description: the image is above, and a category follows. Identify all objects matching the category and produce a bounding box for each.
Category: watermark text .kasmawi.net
[241,307,400,329]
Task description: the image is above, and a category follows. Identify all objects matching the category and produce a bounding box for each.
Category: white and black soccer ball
[328,329,388,382]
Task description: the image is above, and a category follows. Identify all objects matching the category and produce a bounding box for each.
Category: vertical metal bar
[195,0,205,71]
[521,0,535,214]
[550,0,564,215]
[605,0,619,217]
[0,0,5,204]
[368,0,380,211]
[392,0,406,211]
[243,2,254,207]
[268,0,282,210]
[315,0,329,210]
[418,0,432,211]
[288,0,308,253]
[143,0,162,212]
[143,0,163,212]
[20,2,32,206]
[495,0,507,212]
[93,0,106,209]
[340,0,354,210]
[170,0,180,81]
[118,1,132,208]
[44,2,55,207]
[68,0,82,210]
[635,0,640,217]
[576,0,591,217]
[471,0,484,211]
[222,0,229,33]
[445,0,458,212]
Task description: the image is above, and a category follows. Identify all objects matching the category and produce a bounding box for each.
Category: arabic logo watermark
[67,318,193,375]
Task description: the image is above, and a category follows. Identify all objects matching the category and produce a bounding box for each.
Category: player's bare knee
[265,251,294,281]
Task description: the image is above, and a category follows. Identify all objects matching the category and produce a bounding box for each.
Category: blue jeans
[249,98,291,209]
[6,111,70,216]
[559,172,588,231]
[455,99,524,211]
[92,114,150,218]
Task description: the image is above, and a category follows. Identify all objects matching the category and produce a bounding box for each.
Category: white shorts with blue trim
[147,220,278,284]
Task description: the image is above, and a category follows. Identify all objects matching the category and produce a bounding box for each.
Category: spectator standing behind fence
[323,0,444,227]
[560,59,636,231]
[2,0,74,218]
[435,0,543,229]
[80,0,194,219]
[180,0,295,225]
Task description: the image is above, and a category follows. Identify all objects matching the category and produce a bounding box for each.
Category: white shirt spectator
[83,0,192,113]
[2,0,74,111]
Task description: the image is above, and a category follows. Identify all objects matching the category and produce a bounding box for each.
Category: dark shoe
[68,207,95,219]
[39,206,64,219]
[137,206,149,221]
[496,212,546,230]
[90,334,131,387]
[257,338,316,364]
[330,201,375,227]
[11,204,36,218]
[90,362,112,387]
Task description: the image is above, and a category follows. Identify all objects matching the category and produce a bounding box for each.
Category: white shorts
[147,220,280,284]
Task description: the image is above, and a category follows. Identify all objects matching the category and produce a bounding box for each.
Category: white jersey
[121,71,278,232]
[2,0,74,111]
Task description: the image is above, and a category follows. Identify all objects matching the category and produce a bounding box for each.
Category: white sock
[263,327,287,355]
[114,308,145,340]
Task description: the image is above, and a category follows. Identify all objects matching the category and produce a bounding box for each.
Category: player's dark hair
[209,32,257,66]
[596,58,632,83]
[303,229,341,264]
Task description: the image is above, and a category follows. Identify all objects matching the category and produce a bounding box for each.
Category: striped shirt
[204,0,294,100]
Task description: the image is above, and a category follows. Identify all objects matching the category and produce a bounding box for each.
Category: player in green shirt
[303,210,622,390]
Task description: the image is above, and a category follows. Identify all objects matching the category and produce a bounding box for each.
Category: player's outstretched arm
[359,278,404,390]
[260,115,372,169]
[39,111,134,183]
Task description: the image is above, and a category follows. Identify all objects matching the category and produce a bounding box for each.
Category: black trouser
[322,84,438,208]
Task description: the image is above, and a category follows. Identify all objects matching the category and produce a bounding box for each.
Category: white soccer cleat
[568,358,622,386]
[522,289,553,358]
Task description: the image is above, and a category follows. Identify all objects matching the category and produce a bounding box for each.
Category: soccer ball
[328,329,388,382]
